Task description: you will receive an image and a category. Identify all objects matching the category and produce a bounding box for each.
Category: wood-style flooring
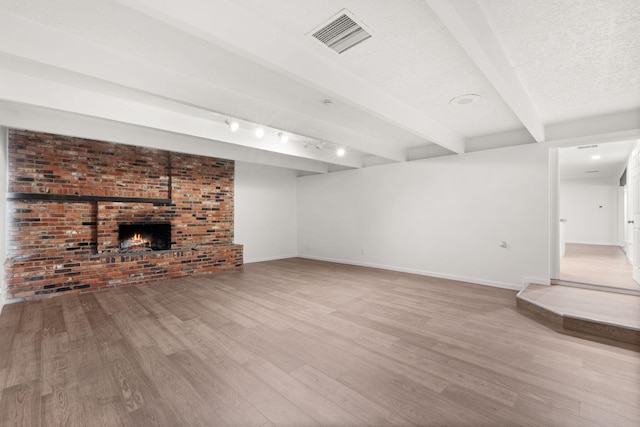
[520,284,640,330]
[560,243,640,291]
[518,283,640,346]
[1,258,639,426]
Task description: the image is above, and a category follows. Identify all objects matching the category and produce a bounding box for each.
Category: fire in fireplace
[118,223,171,252]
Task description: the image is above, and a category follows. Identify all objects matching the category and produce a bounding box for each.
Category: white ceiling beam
[0,101,333,174]
[0,10,400,163]
[425,0,545,142]
[114,0,466,154]
[545,109,640,142]
[0,69,364,170]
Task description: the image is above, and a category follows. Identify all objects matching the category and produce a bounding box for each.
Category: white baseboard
[243,254,298,264]
[522,276,551,286]
[565,241,621,246]
[299,255,523,291]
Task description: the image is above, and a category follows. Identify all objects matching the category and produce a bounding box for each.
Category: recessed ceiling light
[336,147,346,157]
[449,94,481,106]
[254,127,265,138]
[591,155,601,160]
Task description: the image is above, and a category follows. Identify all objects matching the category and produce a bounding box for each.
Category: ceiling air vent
[585,170,600,174]
[310,10,372,54]
[577,144,598,150]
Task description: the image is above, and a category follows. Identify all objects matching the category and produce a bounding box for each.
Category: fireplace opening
[118,223,171,252]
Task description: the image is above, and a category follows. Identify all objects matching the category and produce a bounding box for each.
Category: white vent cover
[577,144,598,150]
[310,9,372,54]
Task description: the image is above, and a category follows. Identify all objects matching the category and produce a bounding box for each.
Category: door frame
[548,130,640,281]
[550,147,560,280]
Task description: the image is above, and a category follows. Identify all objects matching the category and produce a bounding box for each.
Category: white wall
[559,177,620,245]
[235,161,298,263]
[0,127,7,311]
[297,142,550,290]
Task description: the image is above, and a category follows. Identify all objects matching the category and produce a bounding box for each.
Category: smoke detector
[309,9,372,54]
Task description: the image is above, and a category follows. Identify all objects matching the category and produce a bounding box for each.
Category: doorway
[555,139,640,292]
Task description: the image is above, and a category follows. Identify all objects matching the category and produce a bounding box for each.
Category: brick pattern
[6,247,243,299]
[5,129,243,300]
[9,130,170,198]
[8,201,97,258]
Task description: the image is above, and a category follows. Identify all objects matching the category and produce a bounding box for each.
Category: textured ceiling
[0,0,428,152]
[234,0,524,138]
[559,139,636,180]
[482,0,640,124]
[0,0,638,173]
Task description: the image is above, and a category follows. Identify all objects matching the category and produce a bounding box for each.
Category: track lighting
[278,132,289,143]
[223,121,344,157]
[225,119,239,132]
[302,139,345,156]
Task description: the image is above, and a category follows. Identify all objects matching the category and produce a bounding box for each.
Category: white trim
[550,147,560,280]
[553,279,640,296]
[243,254,299,264]
[299,255,523,291]
[564,241,622,246]
[522,276,550,286]
[0,294,4,314]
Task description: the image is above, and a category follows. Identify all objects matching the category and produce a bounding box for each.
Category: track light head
[278,132,289,143]
[225,119,239,132]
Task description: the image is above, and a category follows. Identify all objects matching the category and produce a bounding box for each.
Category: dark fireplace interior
[118,223,171,252]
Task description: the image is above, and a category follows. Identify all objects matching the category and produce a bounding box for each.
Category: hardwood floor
[1,258,639,426]
[518,284,640,345]
[520,284,640,330]
[560,243,640,291]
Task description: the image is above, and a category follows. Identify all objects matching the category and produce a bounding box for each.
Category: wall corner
[0,126,7,312]
[522,276,551,287]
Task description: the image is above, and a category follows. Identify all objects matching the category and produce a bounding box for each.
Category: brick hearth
[5,129,243,299]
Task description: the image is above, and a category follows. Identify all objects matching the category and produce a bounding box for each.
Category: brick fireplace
[5,129,243,300]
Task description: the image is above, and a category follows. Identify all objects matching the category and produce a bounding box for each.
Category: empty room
[0,0,639,426]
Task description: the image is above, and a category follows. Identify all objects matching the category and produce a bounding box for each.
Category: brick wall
[9,130,170,198]
[5,129,243,299]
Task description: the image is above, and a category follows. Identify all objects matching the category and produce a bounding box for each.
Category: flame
[127,233,148,245]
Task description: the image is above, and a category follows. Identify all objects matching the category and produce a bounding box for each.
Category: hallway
[560,244,640,291]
